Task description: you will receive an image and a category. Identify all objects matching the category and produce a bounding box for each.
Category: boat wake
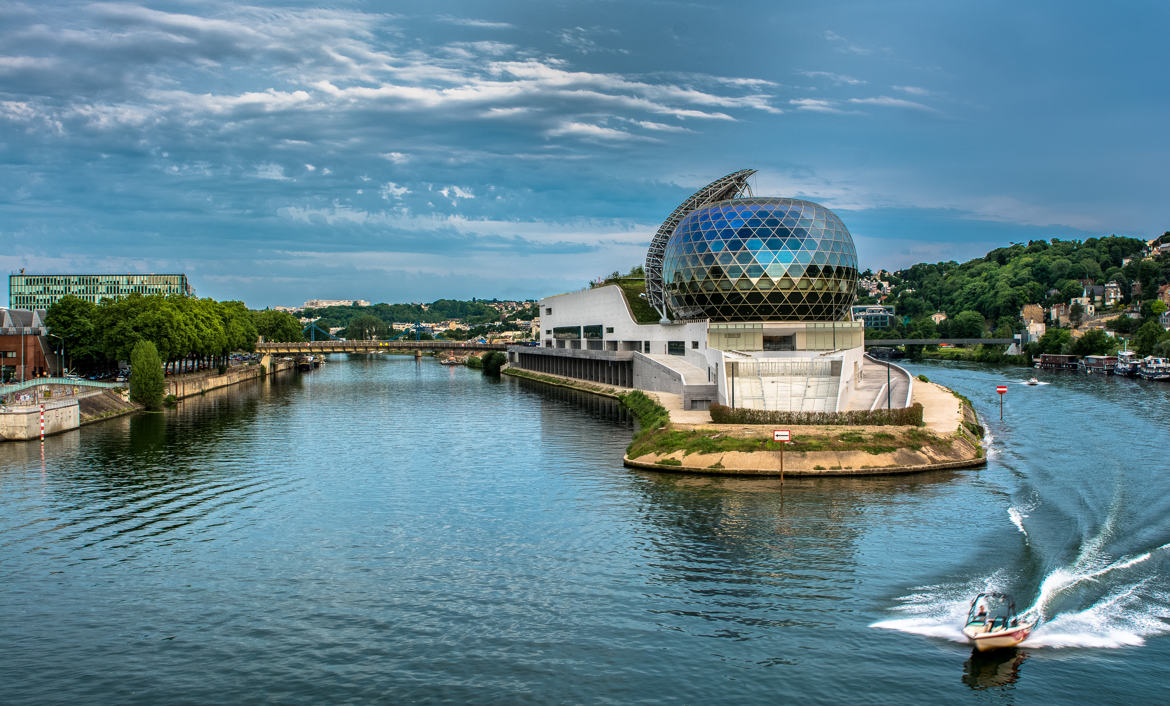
[871,573,1011,644]
[1008,506,1029,540]
[872,544,1170,649]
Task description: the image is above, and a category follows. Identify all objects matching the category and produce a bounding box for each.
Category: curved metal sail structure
[644,169,755,321]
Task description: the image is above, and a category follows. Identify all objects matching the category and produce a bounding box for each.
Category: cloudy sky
[2,1,1167,307]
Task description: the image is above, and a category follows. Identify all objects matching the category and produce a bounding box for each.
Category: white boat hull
[962,622,1035,651]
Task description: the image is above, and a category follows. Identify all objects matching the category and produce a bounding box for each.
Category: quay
[0,358,295,441]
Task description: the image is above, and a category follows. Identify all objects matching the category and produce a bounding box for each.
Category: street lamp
[45,332,65,377]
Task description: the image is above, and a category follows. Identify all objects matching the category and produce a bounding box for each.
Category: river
[1,356,1167,703]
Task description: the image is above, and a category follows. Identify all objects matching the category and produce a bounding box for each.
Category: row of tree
[304,299,537,335]
[44,294,303,374]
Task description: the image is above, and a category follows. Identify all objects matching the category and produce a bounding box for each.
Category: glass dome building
[661,197,858,321]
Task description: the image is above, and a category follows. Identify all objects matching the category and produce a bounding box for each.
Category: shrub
[917,374,930,382]
[708,402,924,427]
[465,355,483,369]
[129,340,165,410]
[481,351,507,376]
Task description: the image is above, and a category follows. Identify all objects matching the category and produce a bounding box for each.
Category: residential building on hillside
[8,272,194,310]
[1103,282,1122,307]
[1020,304,1045,324]
[930,312,947,325]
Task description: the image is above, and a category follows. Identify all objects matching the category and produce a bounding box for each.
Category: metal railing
[0,377,125,396]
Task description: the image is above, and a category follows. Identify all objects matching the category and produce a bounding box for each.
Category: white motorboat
[961,593,1037,652]
[1025,378,1039,386]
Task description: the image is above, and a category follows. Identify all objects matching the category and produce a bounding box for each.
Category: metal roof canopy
[643,169,755,322]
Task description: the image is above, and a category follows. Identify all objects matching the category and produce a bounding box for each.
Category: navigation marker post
[40,403,45,441]
[774,429,791,483]
[996,385,1007,419]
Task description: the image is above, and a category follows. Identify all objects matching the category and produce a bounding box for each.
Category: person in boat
[975,606,987,622]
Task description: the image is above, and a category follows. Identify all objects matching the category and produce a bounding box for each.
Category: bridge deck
[864,338,1014,346]
[256,340,508,354]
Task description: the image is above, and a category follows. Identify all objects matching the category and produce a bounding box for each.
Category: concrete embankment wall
[1,359,295,442]
[0,398,80,441]
[166,359,293,400]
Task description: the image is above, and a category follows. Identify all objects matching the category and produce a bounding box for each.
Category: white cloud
[276,201,655,246]
[380,152,410,164]
[546,121,644,141]
[558,26,628,55]
[631,119,691,132]
[482,106,530,118]
[438,185,474,199]
[892,85,931,96]
[789,98,846,114]
[304,163,316,172]
[824,30,873,56]
[380,181,409,199]
[798,70,865,86]
[253,163,292,181]
[437,16,513,29]
[848,96,939,113]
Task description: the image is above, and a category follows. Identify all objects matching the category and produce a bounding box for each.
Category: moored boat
[1080,355,1116,374]
[1138,356,1170,381]
[1034,353,1079,371]
[1115,350,1139,377]
[961,593,1037,652]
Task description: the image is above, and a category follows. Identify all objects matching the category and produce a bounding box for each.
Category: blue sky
[2,0,1167,308]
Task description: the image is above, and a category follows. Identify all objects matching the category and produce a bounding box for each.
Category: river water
[1,356,1167,703]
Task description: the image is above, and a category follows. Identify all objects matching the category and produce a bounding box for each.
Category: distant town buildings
[303,299,370,309]
[8,272,194,309]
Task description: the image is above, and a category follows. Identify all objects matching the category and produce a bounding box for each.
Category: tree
[129,340,165,409]
[252,309,302,342]
[1069,329,1111,356]
[343,313,387,340]
[951,310,985,338]
[1133,320,1167,356]
[1070,302,1084,328]
[44,295,99,371]
[480,351,507,376]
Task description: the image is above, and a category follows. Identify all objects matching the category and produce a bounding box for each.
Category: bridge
[864,338,1015,346]
[256,340,508,354]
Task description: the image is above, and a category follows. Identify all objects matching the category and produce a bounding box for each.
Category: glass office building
[8,273,195,309]
[660,198,858,321]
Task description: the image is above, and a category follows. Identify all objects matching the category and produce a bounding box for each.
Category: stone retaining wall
[0,398,80,441]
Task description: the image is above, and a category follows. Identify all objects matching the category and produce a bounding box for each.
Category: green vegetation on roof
[592,266,660,324]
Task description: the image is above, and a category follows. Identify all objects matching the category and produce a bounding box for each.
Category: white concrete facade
[533,285,869,411]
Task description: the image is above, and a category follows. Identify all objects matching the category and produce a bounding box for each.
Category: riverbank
[0,358,296,441]
[504,365,984,476]
[167,358,294,399]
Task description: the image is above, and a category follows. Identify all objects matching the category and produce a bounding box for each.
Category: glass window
[667,341,685,356]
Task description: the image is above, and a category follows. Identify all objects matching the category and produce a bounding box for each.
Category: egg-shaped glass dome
[662,197,858,321]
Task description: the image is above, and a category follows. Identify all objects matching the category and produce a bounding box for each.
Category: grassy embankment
[617,390,975,472]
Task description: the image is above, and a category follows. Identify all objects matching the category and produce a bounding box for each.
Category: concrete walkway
[650,391,713,424]
[640,353,709,385]
[843,359,911,411]
[912,380,964,434]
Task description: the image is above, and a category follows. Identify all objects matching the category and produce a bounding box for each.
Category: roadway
[256,340,508,354]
